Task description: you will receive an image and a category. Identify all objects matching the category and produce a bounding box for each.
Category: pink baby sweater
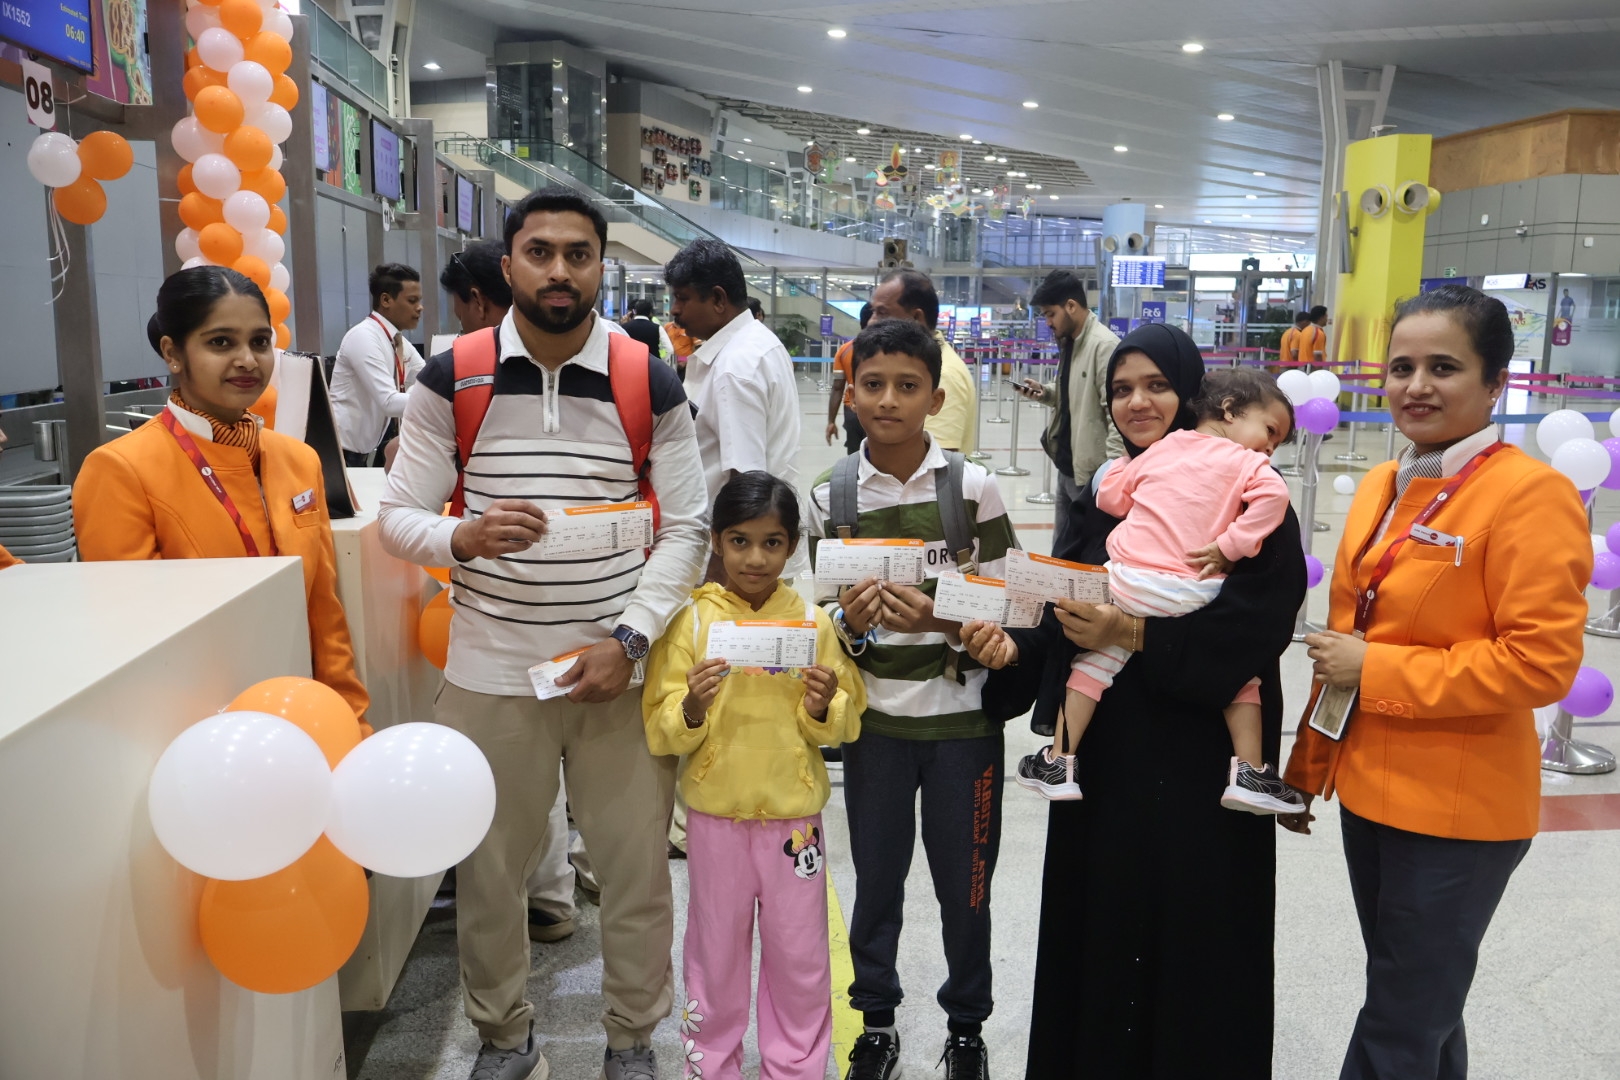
[1096,429,1291,578]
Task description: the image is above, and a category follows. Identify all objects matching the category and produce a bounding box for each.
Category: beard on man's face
[514,283,596,335]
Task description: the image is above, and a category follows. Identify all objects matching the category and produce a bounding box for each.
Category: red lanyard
[370,314,405,390]
[1353,443,1504,633]
[158,409,273,558]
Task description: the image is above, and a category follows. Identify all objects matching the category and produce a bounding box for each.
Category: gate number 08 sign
[21,57,55,129]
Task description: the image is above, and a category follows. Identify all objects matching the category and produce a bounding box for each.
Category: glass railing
[307,4,389,111]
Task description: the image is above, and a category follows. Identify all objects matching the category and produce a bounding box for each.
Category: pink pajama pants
[682,809,832,1080]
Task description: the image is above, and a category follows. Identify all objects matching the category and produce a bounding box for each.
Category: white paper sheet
[931,572,1042,628]
[536,501,654,559]
[705,620,819,671]
[1004,549,1111,606]
[814,539,928,590]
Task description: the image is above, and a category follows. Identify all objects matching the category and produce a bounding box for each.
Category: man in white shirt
[666,238,806,581]
[331,263,425,466]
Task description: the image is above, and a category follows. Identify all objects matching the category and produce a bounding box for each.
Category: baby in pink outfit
[1015,367,1308,815]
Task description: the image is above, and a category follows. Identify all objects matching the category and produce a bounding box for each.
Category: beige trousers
[435,682,677,1050]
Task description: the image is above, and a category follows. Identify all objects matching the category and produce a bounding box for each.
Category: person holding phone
[1284,285,1590,1080]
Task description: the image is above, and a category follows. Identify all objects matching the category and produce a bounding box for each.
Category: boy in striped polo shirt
[807,319,1019,1080]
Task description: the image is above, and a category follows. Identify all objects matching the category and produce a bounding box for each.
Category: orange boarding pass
[705,619,819,671]
[931,571,1042,628]
[528,644,644,700]
[1004,549,1111,606]
[814,538,927,590]
[536,501,654,559]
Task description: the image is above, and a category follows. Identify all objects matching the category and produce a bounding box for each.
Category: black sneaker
[1015,746,1081,800]
[847,1030,901,1079]
[938,1033,988,1080]
[1221,757,1306,815]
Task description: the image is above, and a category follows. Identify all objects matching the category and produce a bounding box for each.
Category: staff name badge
[292,488,316,513]
[931,571,1042,628]
[528,645,644,700]
[1004,549,1111,607]
[705,620,819,672]
[537,501,654,559]
[814,539,927,591]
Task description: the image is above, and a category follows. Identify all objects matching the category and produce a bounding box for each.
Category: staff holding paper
[1283,286,1591,1080]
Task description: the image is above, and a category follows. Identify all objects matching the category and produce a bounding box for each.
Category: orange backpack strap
[607,334,659,533]
[448,327,499,517]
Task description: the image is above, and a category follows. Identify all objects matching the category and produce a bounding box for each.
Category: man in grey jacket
[1019,269,1124,553]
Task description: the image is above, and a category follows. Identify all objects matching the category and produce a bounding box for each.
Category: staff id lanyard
[159,409,275,558]
[1309,441,1504,742]
[369,314,406,390]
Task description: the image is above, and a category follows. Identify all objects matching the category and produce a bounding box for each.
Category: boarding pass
[705,620,819,671]
[537,501,654,559]
[814,539,928,590]
[1003,549,1112,606]
[931,572,1042,628]
[528,646,644,700]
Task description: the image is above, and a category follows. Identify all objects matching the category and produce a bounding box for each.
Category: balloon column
[174,0,298,348]
[148,676,495,993]
[27,129,137,225]
[1278,368,1343,437]
[1537,409,1613,495]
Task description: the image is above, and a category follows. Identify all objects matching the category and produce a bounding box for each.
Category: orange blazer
[1286,446,1590,841]
[73,412,369,720]
[0,542,17,570]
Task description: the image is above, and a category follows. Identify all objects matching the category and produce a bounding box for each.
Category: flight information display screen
[1,0,94,72]
[1111,256,1166,289]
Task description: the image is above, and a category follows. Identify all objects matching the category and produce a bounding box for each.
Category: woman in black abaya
[965,324,1305,1078]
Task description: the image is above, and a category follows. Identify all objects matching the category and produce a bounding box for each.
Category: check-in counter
[0,558,345,1079]
[330,467,446,1011]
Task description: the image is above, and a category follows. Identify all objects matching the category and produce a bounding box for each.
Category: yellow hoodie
[644,581,864,821]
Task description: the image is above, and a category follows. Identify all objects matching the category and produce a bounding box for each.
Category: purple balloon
[1606,521,1620,557]
[1602,438,1620,491]
[1579,489,1596,505]
[1594,552,1620,591]
[1297,397,1340,436]
[1304,554,1325,588]
[1563,666,1614,718]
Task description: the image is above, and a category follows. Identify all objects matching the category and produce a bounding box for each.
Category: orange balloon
[192,0,222,7]
[77,131,134,181]
[266,287,291,324]
[53,176,106,225]
[243,31,292,76]
[177,163,197,196]
[184,46,201,69]
[426,566,451,584]
[195,85,245,135]
[419,588,451,669]
[179,192,224,231]
[275,322,291,349]
[223,125,272,172]
[240,167,286,204]
[198,837,369,995]
[234,254,271,289]
[183,66,217,101]
[218,0,262,39]
[198,221,244,265]
[228,676,360,769]
[269,73,300,111]
[266,204,287,234]
[358,721,375,739]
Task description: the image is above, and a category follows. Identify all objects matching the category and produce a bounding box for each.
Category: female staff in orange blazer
[74,267,368,719]
[1284,285,1590,1080]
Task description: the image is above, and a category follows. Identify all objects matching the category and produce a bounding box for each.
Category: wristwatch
[611,624,651,661]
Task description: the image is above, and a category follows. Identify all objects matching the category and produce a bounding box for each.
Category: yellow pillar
[1335,134,1441,380]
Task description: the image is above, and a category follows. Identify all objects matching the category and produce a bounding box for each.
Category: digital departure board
[1110,256,1166,289]
[1,0,94,73]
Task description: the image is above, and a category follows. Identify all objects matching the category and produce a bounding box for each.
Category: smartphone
[1013,379,1044,399]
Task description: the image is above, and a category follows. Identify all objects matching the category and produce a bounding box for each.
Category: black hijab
[1105,322,1204,457]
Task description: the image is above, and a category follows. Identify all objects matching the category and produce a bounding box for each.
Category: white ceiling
[411,0,1620,232]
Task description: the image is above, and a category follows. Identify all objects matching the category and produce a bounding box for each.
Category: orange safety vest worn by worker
[1285,447,1590,841]
[72,408,369,720]
[833,339,855,407]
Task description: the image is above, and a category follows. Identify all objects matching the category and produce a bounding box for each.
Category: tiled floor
[347,375,1620,1079]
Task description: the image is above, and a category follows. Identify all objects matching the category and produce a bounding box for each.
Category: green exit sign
[1443,266,1459,277]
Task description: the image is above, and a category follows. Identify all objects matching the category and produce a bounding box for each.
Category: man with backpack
[379,187,709,1080]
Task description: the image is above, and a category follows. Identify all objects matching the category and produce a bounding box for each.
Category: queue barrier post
[1542,707,1618,775]
[987,348,1010,424]
[995,359,1030,478]
[1335,389,1368,462]
[1292,429,1326,643]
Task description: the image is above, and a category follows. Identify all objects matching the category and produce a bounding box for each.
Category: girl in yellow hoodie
[646,470,863,1080]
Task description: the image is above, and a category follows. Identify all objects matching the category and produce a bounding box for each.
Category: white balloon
[182,256,208,270]
[193,153,241,199]
[1552,437,1612,491]
[197,26,245,71]
[244,228,285,264]
[184,5,222,40]
[268,143,283,171]
[326,722,495,878]
[226,60,274,107]
[267,9,293,40]
[27,131,82,188]
[1536,409,1595,457]
[1307,368,1341,401]
[1333,474,1356,496]
[222,189,271,232]
[269,261,290,292]
[1277,368,1311,406]
[147,712,332,881]
[171,116,223,163]
[175,228,202,262]
[249,103,293,145]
